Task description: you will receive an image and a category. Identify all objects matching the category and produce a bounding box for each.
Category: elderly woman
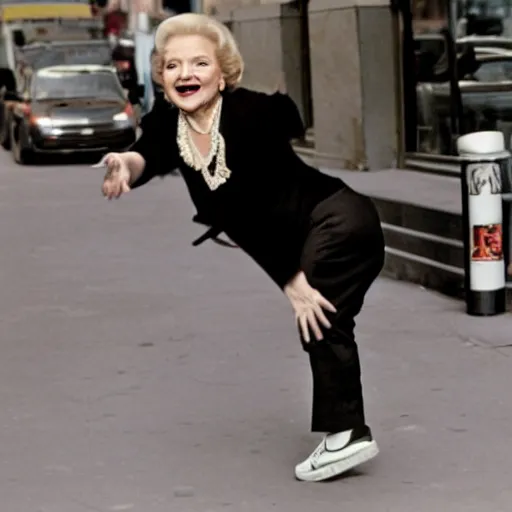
[100,13,385,482]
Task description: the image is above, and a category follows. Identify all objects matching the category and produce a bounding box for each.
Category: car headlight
[35,117,52,128]
[113,104,135,127]
[113,112,130,122]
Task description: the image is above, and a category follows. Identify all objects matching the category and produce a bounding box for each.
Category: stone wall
[214,0,400,170]
[215,1,308,124]
[206,0,283,15]
[308,0,398,169]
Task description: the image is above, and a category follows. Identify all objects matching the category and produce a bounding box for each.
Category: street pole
[191,0,203,13]
[131,0,153,113]
[400,0,418,152]
[448,0,458,40]
[298,0,313,129]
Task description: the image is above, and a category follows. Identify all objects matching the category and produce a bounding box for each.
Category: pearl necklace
[184,110,215,135]
[177,98,231,191]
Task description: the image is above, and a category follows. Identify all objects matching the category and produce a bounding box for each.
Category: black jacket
[128,87,345,289]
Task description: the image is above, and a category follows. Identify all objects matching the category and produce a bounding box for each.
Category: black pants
[300,187,385,433]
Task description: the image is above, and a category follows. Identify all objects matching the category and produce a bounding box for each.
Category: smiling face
[162,34,224,115]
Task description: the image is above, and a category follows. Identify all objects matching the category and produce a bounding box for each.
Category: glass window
[32,68,124,101]
[18,43,112,71]
[404,0,512,155]
[471,57,512,80]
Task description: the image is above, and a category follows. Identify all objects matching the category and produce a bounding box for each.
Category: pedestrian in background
[100,13,385,482]
[103,7,126,40]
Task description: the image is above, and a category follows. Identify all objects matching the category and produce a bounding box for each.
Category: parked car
[416,52,512,154]
[14,39,142,101]
[458,35,512,53]
[5,64,138,164]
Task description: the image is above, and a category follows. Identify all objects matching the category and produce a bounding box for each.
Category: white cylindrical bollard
[457,130,508,316]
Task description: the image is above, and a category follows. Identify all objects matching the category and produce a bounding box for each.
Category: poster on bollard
[471,223,503,262]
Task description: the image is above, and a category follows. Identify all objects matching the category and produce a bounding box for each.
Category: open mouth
[175,84,201,96]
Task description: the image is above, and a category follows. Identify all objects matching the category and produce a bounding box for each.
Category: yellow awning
[1,3,92,21]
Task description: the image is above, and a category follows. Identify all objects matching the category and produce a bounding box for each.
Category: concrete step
[305,128,314,145]
[293,130,461,178]
[404,153,460,178]
[292,141,315,156]
[292,128,315,153]
[318,168,512,309]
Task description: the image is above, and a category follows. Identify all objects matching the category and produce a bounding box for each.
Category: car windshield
[18,44,112,70]
[33,70,124,101]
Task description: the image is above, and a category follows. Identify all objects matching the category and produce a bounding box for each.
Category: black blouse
[129,87,346,289]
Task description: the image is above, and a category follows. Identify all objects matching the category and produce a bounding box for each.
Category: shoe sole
[295,440,379,482]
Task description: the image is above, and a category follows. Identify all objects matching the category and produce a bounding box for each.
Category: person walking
[100,13,385,482]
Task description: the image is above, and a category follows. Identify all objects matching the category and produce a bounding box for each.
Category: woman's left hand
[284,271,337,343]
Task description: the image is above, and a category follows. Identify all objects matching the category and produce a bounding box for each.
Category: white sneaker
[295,426,379,482]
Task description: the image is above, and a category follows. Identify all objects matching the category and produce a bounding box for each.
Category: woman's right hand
[98,153,131,200]
[284,271,337,343]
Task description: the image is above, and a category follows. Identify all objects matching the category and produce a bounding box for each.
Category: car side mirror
[4,90,21,102]
[0,68,17,91]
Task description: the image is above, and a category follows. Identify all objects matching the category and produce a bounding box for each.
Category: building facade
[204,0,512,169]
[208,0,399,171]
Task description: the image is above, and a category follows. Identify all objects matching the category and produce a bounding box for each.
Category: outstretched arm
[102,103,178,190]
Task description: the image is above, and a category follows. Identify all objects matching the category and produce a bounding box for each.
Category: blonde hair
[152,13,244,88]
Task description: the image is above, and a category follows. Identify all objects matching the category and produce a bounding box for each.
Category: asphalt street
[1,148,512,512]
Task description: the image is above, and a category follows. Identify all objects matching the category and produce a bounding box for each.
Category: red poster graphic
[472,224,503,261]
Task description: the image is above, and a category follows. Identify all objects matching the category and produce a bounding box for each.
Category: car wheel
[11,121,33,165]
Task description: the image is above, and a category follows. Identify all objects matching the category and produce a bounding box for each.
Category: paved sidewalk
[0,154,511,512]
[321,167,462,213]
